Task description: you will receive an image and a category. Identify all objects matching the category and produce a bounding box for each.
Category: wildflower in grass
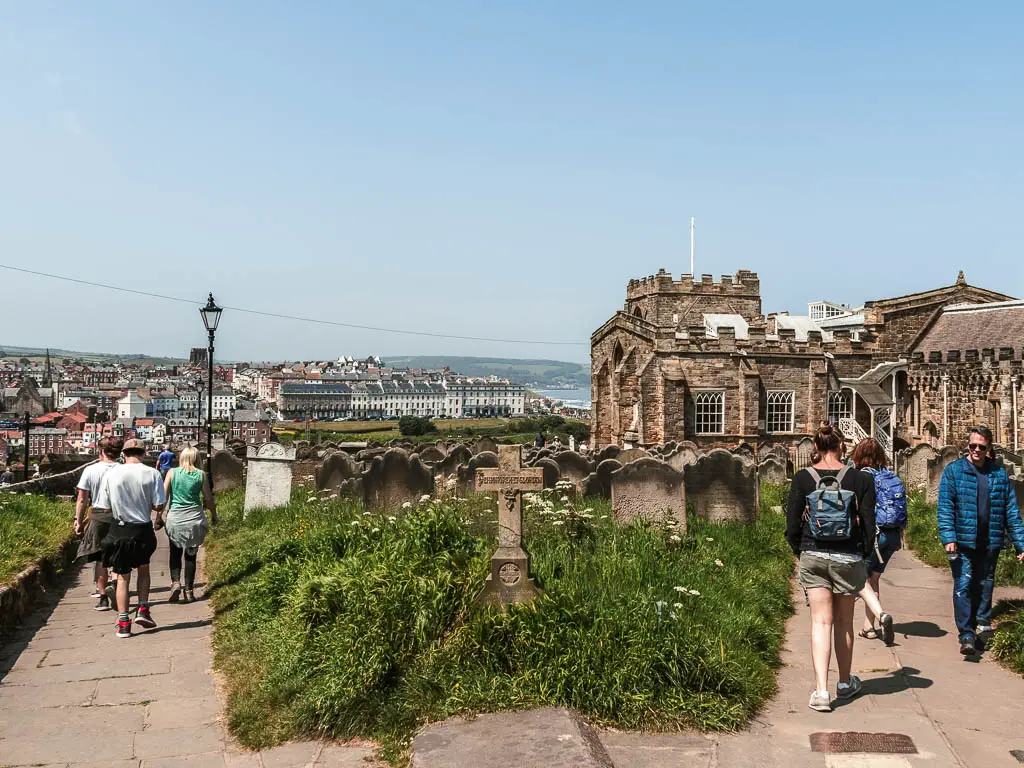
[350,520,361,526]
[689,589,701,597]
[706,537,714,542]
[715,559,724,567]
[552,520,565,526]
[674,586,687,593]
[329,494,338,499]
[668,534,681,544]
[673,602,684,609]
[419,494,431,503]
[402,501,412,509]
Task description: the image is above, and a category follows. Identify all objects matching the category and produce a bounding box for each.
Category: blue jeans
[949,547,1000,641]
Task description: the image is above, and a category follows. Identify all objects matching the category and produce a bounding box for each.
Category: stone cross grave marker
[475,444,544,605]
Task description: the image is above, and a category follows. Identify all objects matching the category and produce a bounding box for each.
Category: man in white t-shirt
[93,439,166,638]
[74,437,123,611]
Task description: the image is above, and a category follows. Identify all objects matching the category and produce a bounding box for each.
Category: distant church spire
[42,348,52,388]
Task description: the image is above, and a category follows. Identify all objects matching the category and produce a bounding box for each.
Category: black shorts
[101,522,157,575]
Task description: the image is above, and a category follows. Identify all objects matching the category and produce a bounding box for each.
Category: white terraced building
[278,378,525,421]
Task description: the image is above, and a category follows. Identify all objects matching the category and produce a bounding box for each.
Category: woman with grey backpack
[786,422,877,712]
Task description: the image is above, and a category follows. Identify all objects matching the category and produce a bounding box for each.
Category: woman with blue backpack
[786,422,877,712]
[851,438,905,646]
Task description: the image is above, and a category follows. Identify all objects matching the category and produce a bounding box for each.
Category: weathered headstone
[610,458,686,530]
[414,444,447,465]
[568,435,576,452]
[685,449,758,523]
[902,443,938,490]
[795,438,816,470]
[244,443,296,515]
[926,446,962,504]
[581,458,622,499]
[435,444,473,477]
[363,448,434,510]
[534,457,561,489]
[210,450,244,492]
[665,444,700,473]
[616,447,650,465]
[475,445,544,605]
[316,450,360,491]
[757,456,788,485]
[594,445,621,464]
[471,437,498,456]
[552,451,594,491]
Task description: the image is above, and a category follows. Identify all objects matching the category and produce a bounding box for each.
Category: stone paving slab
[0,533,382,768]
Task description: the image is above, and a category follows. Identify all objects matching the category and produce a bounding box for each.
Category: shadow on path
[892,620,947,638]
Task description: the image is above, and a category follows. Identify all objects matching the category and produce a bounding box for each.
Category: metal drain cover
[810,732,918,754]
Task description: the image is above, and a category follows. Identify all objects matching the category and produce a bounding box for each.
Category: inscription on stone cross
[475,445,544,605]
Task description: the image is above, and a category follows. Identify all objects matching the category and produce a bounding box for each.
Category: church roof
[912,299,1024,356]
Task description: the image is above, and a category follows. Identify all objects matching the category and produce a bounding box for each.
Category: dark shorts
[101,522,157,575]
[77,511,114,562]
[867,528,903,574]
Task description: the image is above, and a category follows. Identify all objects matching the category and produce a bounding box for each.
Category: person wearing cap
[93,438,166,638]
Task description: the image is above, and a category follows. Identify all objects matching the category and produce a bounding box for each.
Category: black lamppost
[199,294,222,483]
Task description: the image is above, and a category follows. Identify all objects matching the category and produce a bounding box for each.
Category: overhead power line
[0,263,587,346]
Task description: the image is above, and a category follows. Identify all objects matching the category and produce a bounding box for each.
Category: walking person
[938,426,1024,656]
[850,438,903,646]
[93,439,165,638]
[787,422,877,712]
[74,437,123,610]
[156,445,175,479]
[162,446,216,603]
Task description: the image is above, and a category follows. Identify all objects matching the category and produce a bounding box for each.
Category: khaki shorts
[798,552,867,596]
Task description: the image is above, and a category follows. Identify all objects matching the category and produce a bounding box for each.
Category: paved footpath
[0,534,380,768]
[4,538,1024,768]
[602,549,1024,768]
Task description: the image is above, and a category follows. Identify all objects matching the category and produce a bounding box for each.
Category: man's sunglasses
[967,443,989,452]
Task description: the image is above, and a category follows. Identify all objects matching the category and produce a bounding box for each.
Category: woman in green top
[162,446,216,603]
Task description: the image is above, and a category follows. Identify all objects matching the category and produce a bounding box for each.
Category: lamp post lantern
[200,293,222,486]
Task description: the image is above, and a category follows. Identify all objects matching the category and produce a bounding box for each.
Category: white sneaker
[836,675,863,700]
[976,624,994,634]
[808,690,832,711]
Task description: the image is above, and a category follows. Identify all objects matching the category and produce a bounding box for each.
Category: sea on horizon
[534,388,592,409]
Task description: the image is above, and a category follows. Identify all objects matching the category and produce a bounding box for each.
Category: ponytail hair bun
[813,421,844,455]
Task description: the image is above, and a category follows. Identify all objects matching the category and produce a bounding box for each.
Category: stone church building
[591,269,1016,457]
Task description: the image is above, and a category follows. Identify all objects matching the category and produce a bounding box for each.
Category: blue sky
[1,2,1021,365]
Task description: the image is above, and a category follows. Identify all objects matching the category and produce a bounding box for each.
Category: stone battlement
[626,268,760,299]
[670,325,866,356]
[912,347,1022,365]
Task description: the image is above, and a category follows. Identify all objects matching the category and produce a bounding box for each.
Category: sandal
[859,628,881,640]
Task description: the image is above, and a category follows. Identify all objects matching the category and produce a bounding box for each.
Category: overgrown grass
[0,492,74,586]
[207,484,793,763]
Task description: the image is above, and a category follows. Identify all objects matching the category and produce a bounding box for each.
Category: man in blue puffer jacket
[938,426,1024,656]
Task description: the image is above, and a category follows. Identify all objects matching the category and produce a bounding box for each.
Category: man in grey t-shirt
[93,439,165,638]
[74,437,123,611]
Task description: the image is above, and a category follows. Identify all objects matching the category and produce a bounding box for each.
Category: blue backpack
[804,466,859,541]
[866,467,907,528]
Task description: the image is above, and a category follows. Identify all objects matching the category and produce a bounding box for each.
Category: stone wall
[907,362,1022,449]
[0,462,96,497]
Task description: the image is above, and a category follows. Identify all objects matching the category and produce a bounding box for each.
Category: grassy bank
[0,493,74,586]
[206,485,793,763]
